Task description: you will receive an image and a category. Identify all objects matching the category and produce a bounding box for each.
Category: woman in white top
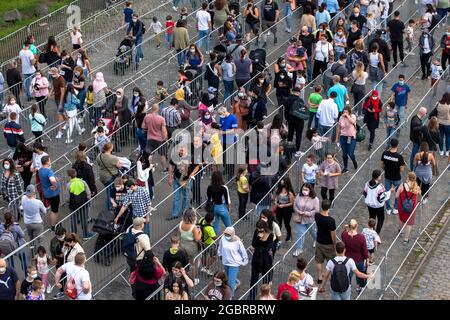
[351,61,369,116]
[3,96,22,123]
[312,34,334,80]
[71,26,83,50]
[75,49,92,80]
[368,42,386,96]
[62,233,85,264]
[260,209,282,256]
[217,226,248,297]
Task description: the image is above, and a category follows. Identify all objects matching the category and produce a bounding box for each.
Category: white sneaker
[446,151,450,157]
[440,150,445,156]
[313,242,316,248]
[422,198,428,205]
[46,285,52,294]
[392,208,399,215]
[295,151,305,158]
[65,139,73,144]
[194,278,200,285]
[62,124,67,130]
[172,6,178,12]
[55,131,63,139]
[386,209,392,215]
[79,128,86,135]
[293,249,302,257]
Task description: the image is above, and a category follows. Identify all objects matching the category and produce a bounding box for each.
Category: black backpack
[330,258,350,293]
[121,229,144,268]
[289,97,309,120]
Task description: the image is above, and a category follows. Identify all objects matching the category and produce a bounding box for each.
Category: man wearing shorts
[38,156,61,230]
[261,0,280,48]
[314,199,336,286]
[49,67,66,139]
[142,103,168,172]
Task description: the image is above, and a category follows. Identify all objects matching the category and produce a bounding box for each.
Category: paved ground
[405,209,450,300]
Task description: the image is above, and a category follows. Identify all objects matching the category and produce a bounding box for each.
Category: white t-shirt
[196,10,211,31]
[362,227,381,250]
[302,163,319,184]
[19,49,36,75]
[294,273,314,292]
[406,26,414,39]
[326,256,357,275]
[317,98,339,127]
[423,12,433,29]
[314,42,332,62]
[71,31,83,45]
[62,262,92,300]
[150,21,163,34]
[271,221,282,239]
[3,103,22,123]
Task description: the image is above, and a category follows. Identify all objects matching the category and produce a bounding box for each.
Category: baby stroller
[113,38,134,75]
[249,48,267,78]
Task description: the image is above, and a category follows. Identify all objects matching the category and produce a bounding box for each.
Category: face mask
[190,48,196,53]
[219,114,225,119]
[321,40,327,44]
[373,97,378,100]
[31,274,38,279]
[174,271,182,278]
[214,280,222,287]
[0,268,6,274]
[132,19,137,23]
[280,75,285,79]
[128,189,135,194]
[134,93,139,97]
[225,235,232,241]
[399,81,404,85]
[354,13,360,17]
[280,63,286,68]
[238,92,245,98]
[115,187,122,191]
[74,72,80,77]
[261,217,268,222]
[4,164,10,170]
[57,236,65,241]
[338,31,343,36]
[116,94,122,99]
[424,34,428,38]
[302,190,310,196]
[204,115,211,120]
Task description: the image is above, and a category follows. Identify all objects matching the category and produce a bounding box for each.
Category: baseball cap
[25,184,36,196]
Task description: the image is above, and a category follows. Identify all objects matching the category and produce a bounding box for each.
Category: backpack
[429,14,440,33]
[289,97,309,120]
[196,217,210,244]
[121,229,144,268]
[330,258,350,293]
[64,274,78,299]
[346,51,368,71]
[0,226,17,256]
[401,184,415,214]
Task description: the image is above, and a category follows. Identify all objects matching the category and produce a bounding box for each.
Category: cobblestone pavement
[404,210,450,300]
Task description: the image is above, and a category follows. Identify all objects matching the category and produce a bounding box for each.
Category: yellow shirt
[237,175,249,194]
[210,133,223,164]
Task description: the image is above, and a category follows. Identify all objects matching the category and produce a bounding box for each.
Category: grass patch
[0,0,72,38]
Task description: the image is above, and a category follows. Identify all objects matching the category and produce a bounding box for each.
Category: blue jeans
[284,4,292,31]
[331,287,351,300]
[306,58,312,82]
[77,88,87,111]
[386,127,396,146]
[397,105,406,127]
[136,128,147,152]
[172,179,191,218]
[166,34,173,47]
[104,176,115,210]
[135,36,144,67]
[371,80,383,96]
[295,223,316,252]
[349,260,366,288]
[224,265,240,297]
[223,80,234,101]
[410,143,420,171]
[339,136,356,170]
[172,0,180,7]
[24,73,34,99]
[177,49,186,67]
[213,203,232,235]
[197,29,210,53]
[439,124,450,152]
[384,179,401,210]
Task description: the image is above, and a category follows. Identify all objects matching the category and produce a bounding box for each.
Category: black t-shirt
[163,273,190,296]
[0,267,19,300]
[299,33,315,57]
[387,19,405,42]
[347,29,362,49]
[381,150,405,181]
[263,0,279,22]
[73,73,86,90]
[207,185,230,205]
[110,187,128,206]
[60,57,75,83]
[170,154,197,181]
[20,276,42,296]
[315,212,336,245]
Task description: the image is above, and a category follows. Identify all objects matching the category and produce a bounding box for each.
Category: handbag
[356,124,366,142]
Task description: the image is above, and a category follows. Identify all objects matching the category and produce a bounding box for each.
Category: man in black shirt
[298,26,315,82]
[261,0,280,48]
[409,107,427,170]
[349,5,367,33]
[126,13,144,69]
[380,138,405,215]
[387,11,406,67]
[285,87,305,154]
[315,199,336,286]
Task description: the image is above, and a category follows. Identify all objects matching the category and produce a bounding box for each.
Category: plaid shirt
[1,172,23,203]
[123,186,151,218]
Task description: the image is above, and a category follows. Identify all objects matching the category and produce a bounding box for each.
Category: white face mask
[238,92,245,98]
[204,115,211,120]
[214,280,222,287]
[219,114,225,119]
[0,267,6,274]
[373,97,378,100]
[132,19,137,23]
[57,236,65,241]
[9,100,16,105]
[190,48,195,53]
[302,190,310,196]
[225,235,232,241]
[134,93,139,97]
[116,94,122,99]
[3,164,10,170]
[399,81,404,85]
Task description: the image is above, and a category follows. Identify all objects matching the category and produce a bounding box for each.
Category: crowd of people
[0,0,449,301]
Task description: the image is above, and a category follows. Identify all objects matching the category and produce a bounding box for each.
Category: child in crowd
[301,154,320,188]
[294,257,315,298]
[307,85,323,129]
[258,284,276,300]
[406,19,415,54]
[295,70,307,101]
[384,101,399,146]
[150,16,164,49]
[155,80,169,110]
[94,126,110,153]
[430,59,444,96]
[25,280,45,300]
[86,85,95,123]
[34,246,53,294]
[362,218,381,264]
[166,15,175,49]
[180,7,188,20]
[307,128,328,163]
[122,1,133,26]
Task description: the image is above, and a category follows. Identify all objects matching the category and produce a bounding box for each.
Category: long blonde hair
[355,61,365,79]
[406,172,421,195]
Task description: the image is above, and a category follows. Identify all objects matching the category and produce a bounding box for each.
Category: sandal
[318,287,325,293]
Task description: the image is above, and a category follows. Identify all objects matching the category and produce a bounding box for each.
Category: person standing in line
[336,106,358,174]
[381,138,406,216]
[410,107,428,170]
[21,184,45,247]
[363,90,383,151]
[19,39,36,102]
[49,67,66,139]
[54,253,92,300]
[413,142,436,202]
[390,74,411,132]
[419,29,435,80]
[1,158,24,221]
[387,10,406,68]
[261,0,280,48]
[5,61,22,107]
[30,70,49,118]
[0,258,20,300]
[319,153,342,204]
[127,13,145,69]
[3,112,25,159]
[315,199,337,288]
[316,91,339,147]
[38,156,60,230]
[319,241,373,300]
[196,2,212,54]
[363,170,388,235]
[396,172,422,243]
[434,92,450,157]
[122,1,134,26]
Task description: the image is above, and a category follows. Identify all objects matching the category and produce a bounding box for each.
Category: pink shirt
[286,45,307,71]
[31,76,49,97]
[339,114,357,138]
[142,113,166,141]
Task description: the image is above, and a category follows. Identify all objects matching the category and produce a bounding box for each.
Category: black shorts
[46,195,60,213]
[146,139,166,156]
[368,248,375,254]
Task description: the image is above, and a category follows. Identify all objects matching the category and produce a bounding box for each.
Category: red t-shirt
[276,283,298,300]
[142,113,166,142]
[166,21,175,35]
[341,232,369,264]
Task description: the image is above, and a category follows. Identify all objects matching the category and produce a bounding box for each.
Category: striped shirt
[161,106,181,128]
